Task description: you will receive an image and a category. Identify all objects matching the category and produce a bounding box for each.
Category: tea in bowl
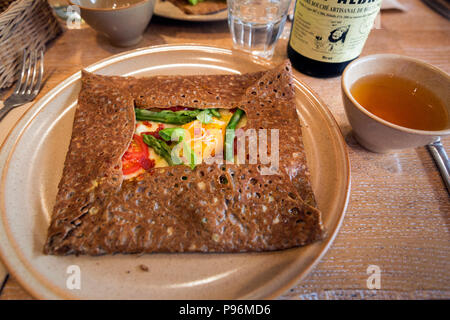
[70,0,156,47]
[341,54,450,153]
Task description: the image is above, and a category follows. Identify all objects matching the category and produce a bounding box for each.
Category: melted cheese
[180,110,247,161]
[181,113,231,160]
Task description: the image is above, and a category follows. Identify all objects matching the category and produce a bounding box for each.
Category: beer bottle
[287,0,382,77]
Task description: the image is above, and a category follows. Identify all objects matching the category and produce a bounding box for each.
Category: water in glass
[228,0,291,59]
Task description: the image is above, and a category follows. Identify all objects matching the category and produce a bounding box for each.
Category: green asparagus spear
[158,127,187,142]
[135,108,221,125]
[182,141,197,170]
[142,134,174,166]
[196,110,213,124]
[224,109,244,162]
[227,109,244,129]
[188,0,205,5]
[135,108,202,125]
[209,108,221,118]
[159,128,197,169]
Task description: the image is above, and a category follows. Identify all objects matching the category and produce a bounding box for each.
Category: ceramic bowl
[341,54,450,153]
[70,0,155,47]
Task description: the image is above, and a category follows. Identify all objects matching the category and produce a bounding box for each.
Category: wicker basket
[0,0,62,89]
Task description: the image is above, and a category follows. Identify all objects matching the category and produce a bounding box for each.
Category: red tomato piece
[122,134,150,175]
[142,121,153,128]
[139,157,155,170]
[122,161,141,175]
[141,123,165,140]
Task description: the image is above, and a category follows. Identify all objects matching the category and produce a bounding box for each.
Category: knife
[427,138,450,195]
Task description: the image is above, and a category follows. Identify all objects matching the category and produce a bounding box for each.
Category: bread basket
[0,0,62,89]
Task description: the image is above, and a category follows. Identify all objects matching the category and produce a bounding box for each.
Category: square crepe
[44,61,324,255]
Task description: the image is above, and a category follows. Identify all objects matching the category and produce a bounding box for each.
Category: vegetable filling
[122,107,246,179]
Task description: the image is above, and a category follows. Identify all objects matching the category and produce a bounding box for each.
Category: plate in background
[154,0,228,21]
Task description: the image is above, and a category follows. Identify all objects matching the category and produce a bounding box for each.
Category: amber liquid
[350,74,448,131]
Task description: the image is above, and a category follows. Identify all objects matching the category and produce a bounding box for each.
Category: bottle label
[289,0,382,63]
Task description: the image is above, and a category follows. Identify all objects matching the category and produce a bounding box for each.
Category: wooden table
[1,0,449,299]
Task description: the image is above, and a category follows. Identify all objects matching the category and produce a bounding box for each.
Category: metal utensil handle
[427,138,450,195]
[0,105,13,122]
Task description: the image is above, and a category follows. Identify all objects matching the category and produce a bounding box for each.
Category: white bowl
[341,54,450,153]
[70,0,156,47]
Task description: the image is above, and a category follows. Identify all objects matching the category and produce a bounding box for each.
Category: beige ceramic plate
[0,44,350,299]
[154,0,227,21]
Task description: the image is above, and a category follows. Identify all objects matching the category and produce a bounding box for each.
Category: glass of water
[227,0,292,59]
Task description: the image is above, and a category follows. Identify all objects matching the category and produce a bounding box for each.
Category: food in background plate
[166,0,227,15]
[44,61,323,255]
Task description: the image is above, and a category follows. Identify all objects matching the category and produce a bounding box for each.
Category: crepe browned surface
[44,61,323,255]
[166,0,227,15]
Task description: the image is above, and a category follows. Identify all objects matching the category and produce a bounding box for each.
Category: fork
[0,48,44,121]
